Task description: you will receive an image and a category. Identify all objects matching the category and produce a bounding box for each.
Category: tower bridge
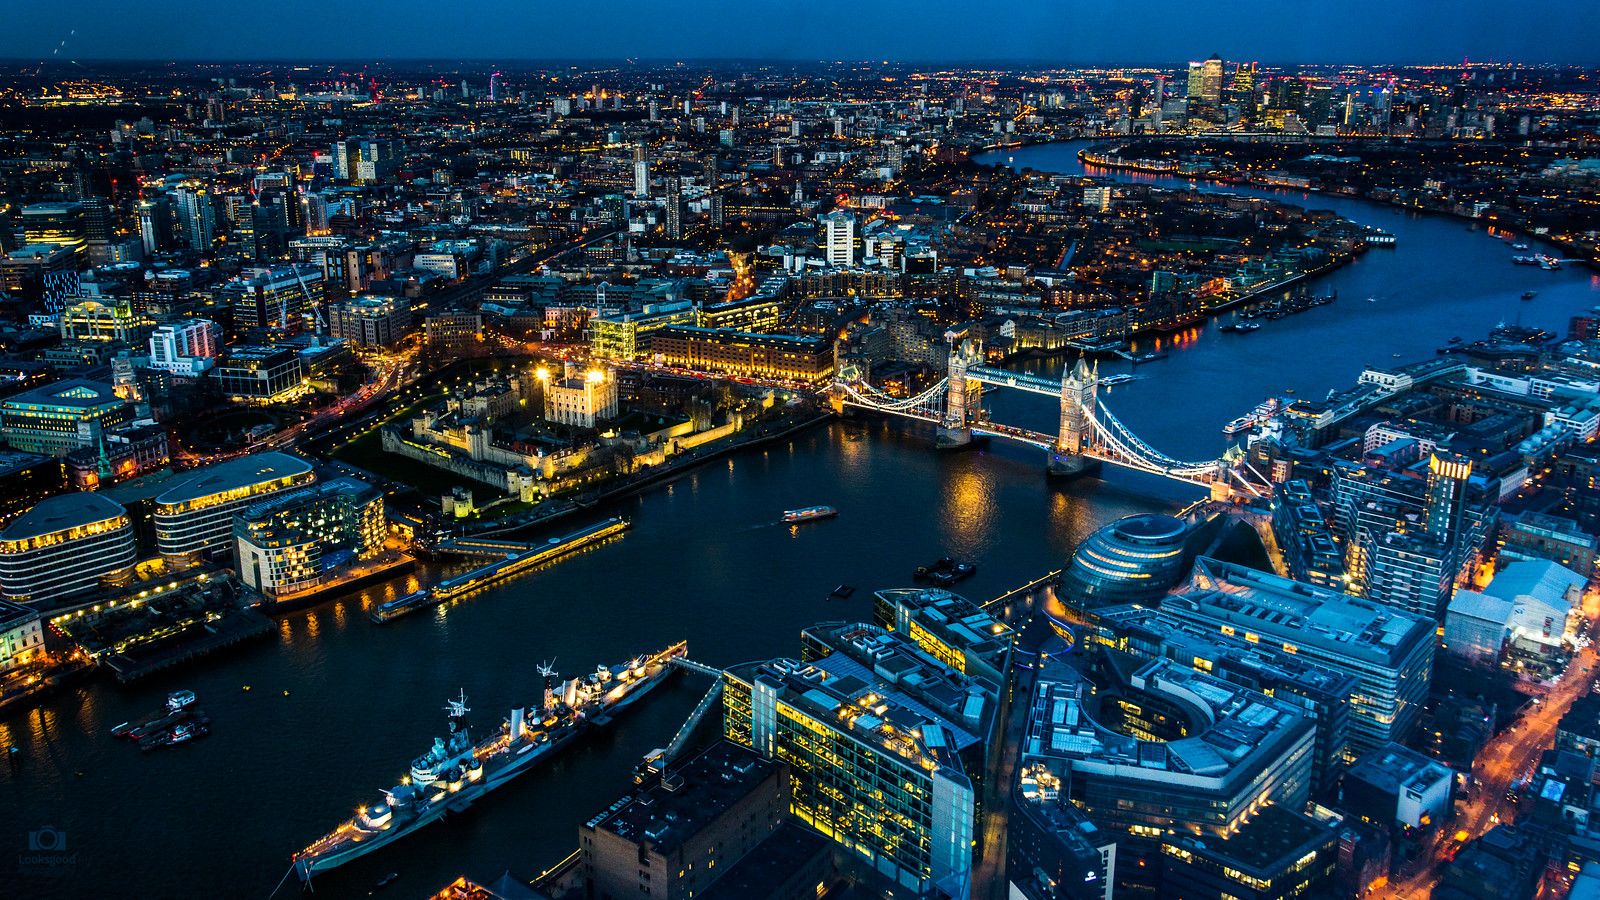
[833,340,1271,499]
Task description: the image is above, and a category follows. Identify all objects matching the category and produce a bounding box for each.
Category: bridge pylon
[1047,358,1103,479]
[937,340,982,449]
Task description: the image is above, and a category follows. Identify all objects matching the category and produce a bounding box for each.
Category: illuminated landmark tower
[1049,358,1102,478]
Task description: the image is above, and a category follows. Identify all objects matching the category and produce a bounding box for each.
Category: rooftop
[1348,741,1452,796]
[1,379,122,410]
[0,598,41,630]
[1022,657,1311,783]
[153,452,314,507]
[585,741,775,857]
[1,492,127,542]
[1487,559,1586,603]
[1167,557,1435,667]
[1170,805,1337,874]
[697,823,829,900]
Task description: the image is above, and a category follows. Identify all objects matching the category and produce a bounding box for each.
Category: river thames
[3,141,1597,898]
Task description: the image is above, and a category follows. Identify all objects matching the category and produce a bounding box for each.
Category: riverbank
[1071,142,1596,269]
[482,408,836,539]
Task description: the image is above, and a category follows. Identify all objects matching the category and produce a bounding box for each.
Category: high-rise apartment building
[824,210,855,267]
[233,478,385,598]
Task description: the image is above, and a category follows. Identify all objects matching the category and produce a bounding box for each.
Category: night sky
[3,0,1597,64]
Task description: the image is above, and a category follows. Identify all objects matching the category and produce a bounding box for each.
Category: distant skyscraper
[1188,54,1225,104]
[632,159,650,197]
[1231,61,1257,108]
[173,187,216,251]
[824,210,855,266]
[663,178,684,240]
[137,196,173,256]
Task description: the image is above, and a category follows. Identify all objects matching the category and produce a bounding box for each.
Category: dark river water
[3,140,1597,899]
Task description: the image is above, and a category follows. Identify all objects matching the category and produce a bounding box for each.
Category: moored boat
[292,642,687,881]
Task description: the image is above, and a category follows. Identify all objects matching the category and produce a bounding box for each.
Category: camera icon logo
[28,826,66,852]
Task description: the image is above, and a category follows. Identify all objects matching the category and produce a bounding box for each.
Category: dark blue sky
[6,0,1598,64]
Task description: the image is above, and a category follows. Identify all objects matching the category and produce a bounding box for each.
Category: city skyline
[5,0,1600,65]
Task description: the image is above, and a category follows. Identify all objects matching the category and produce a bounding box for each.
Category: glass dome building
[1063,513,1192,609]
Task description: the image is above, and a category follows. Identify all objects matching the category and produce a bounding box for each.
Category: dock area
[267,552,416,611]
[372,517,629,624]
[51,573,278,683]
[103,609,275,683]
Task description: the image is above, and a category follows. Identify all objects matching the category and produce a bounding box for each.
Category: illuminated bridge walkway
[832,342,1271,498]
[668,656,725,678]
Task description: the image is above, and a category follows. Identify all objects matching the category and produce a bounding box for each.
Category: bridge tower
[1048,358,1103,478]
[937,340,982,449]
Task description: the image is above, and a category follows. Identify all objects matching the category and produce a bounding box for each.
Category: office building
[1187,55,1225,104]
[222,265,323,333]
[580,741,788,900]
[1009,771,1117,900]
[871,587,1015,686]
[424,312,484,356]
[0,493,137,605]
[1498,511,1597,577]
[1342,743,1453,830]
[1162,558,1436,754]
[153,451,316,565]
[1062,514,1194,608]
[649,327,834,384]
[329,295,412,348]
[589,301,699,360]
[1156,806,1339,900]
[0,600,46,672]
[1021,658,1314,843]
[0,380,134,456]
[1086,603,1357,799]
[723,615,1007,896]
[233,477,385,597]
[540,365,618,428]
[58,298,156,344]
[172,186,216,250]
[823,210,855,267]
[333,137,400,184]
[137,196,173,255]
[21,202,88,256]
[148,319,222,376]
[0,449,68,520]
[216,346,305,403]
[699,296,782,333]
[2,244,78,301]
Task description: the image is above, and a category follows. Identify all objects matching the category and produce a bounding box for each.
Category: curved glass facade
[1064,514,1190,609]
